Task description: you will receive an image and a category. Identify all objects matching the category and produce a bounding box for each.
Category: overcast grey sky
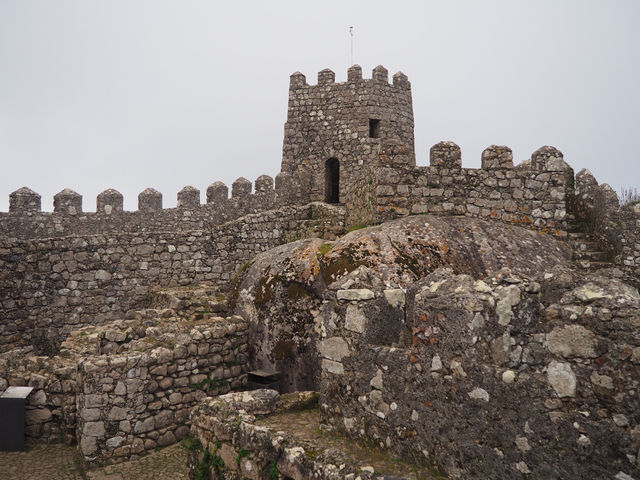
[1,0,639,211]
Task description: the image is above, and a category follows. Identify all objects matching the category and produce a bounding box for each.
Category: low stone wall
[0,312,250,468]
[319,269,640,479]
[0,203,345,353]
[0,349,77,444]
[76,315,249,467]
[189,389,414,480]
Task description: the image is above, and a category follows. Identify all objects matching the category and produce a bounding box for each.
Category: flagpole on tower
[349,26,354,66]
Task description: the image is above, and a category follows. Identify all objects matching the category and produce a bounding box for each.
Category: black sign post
[0,386,34,452]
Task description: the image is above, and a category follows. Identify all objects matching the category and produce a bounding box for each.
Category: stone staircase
[566,213,612,271]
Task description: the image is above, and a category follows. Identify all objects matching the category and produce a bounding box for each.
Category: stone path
[0,444,84,480]
[0,442,188,480]
[87,443,188,480]
[255,408,446,479]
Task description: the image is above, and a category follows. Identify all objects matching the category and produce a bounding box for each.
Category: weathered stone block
[319,337,350,362]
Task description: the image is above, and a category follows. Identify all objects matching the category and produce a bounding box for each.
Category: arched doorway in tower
[325,158,340,203]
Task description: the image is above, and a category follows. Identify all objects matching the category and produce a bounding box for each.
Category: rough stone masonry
[1,65,639,479]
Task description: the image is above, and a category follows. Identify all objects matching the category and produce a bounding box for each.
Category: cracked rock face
[233,214,640,479]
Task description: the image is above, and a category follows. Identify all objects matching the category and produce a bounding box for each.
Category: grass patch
[317,243,333,257]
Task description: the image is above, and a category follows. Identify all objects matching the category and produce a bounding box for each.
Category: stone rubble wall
[0,314,250,468]
[373,144,572,235]
[0,349,77,444]
[189,389,391,480]
[318,270,640,479]
[76,316,249,468]
[0,203,345,353]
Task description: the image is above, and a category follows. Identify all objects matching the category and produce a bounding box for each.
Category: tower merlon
[318,69,335,86]
[372,65,389,83]
[347,64,362,82]
[392,71,410,89]
[289,72,307,89]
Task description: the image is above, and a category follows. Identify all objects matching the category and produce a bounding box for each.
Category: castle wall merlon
[430,141,462,169]
[54,188,82,215]
[481,145,514,170]
[600,183,620,210]
[232,177,252,198]
[177,185,200,208]
[318,68,335,86]
[254,175,274,194]
[206,181,228,204]
[9,186,41,213]
[531,146,568,173]
[96,189,123,214]
[138,187,162,212]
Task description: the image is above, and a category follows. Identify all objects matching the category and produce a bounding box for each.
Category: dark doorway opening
[325,158,340,203]
[369,119,381,138]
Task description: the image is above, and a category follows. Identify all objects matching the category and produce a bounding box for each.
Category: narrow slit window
[369,119,381,138]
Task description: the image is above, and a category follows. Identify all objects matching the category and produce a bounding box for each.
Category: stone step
[571,250,609,262]
[572,259,612,271]
[569,239,600,249]
[567,231,590,240]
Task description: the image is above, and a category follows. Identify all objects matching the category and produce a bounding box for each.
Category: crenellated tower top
[281,65,415,207]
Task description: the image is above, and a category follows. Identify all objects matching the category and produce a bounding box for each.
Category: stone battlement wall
[0,203,346,353]
[1,174,297,240]
[372,143,573,235]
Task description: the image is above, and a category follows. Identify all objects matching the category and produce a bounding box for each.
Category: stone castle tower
[279,64,415,207]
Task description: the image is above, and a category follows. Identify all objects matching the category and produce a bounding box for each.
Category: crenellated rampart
[2,175,296,240]
[373,143,573,235]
